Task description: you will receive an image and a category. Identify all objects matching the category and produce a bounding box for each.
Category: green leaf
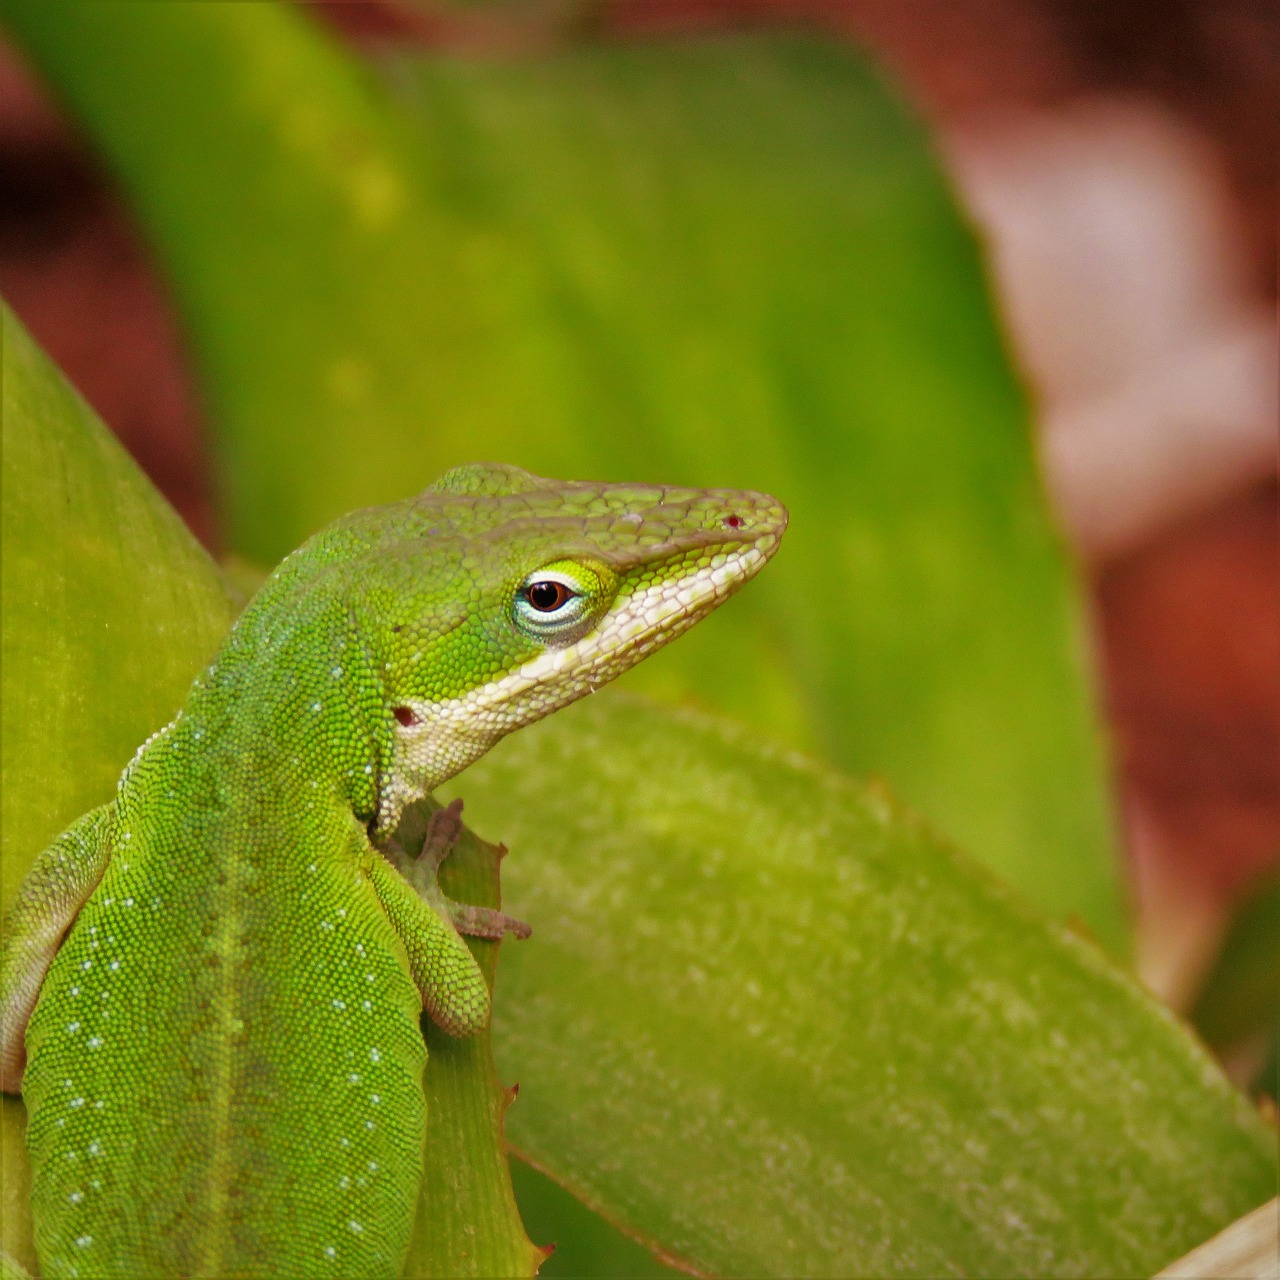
[403,802,547,1278]
[0,303,235,917]
[0,0,1126,952]
[452,694,1274,1278]
[1191,871,1280,1056]
[509,1159,682,1279]
[0,305,535,1278]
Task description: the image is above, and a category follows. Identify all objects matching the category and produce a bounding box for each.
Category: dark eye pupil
[526,581,570,612]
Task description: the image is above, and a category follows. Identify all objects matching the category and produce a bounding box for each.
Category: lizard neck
[162,595,395,833]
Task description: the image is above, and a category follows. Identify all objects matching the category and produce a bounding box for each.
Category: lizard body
[0,463,784,1278]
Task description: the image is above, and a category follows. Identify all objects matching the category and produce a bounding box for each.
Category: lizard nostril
[723,514,744,529]
[392,706,418,728]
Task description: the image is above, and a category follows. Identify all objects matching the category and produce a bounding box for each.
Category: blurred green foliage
[1192,871,1280,1069]
[0,0,1124,952]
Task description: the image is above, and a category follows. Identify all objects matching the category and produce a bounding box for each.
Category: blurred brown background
[1,0,1275,1007]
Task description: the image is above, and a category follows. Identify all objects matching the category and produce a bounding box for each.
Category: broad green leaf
[451,694,1275,1278]
[0,306,535,1277]
[0,303,235,916]
[0,0,1126,952]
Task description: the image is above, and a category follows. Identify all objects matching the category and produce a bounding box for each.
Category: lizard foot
[386,799,531,940]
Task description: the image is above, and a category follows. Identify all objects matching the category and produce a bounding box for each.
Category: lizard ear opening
[392,706,419,728]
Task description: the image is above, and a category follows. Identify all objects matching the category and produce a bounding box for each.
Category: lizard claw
[448,902,532,941]
[418,797,465,872]
[384,797,532,941]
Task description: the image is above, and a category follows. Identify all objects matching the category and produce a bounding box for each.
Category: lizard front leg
[0,804,115,1094]
[362,827,494,1039]
[382,799,531,941]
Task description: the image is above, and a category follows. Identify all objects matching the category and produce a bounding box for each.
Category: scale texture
[1,463,785,1277]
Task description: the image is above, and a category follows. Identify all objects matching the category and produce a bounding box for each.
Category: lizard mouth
[461,527,782,721]
[376,480,787,803]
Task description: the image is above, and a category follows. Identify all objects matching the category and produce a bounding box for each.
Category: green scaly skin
[0,463,786,1278]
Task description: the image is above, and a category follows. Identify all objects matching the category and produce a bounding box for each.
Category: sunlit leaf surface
[0,304,233,915]
[455,695,1275,1277]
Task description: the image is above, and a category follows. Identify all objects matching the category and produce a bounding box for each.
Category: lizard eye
[513,565,596,638]
[524,580,575,612]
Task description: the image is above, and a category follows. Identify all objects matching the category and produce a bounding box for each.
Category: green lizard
[0,462,786,1279]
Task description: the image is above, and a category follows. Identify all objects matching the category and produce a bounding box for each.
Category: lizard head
[368,463,787,827]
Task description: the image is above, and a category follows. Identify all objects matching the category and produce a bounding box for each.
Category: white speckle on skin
[75,1235,92,1248]
[332,999,346,1011]
[69,1097,85,1109]
[66,1023,81,1034]
[87,1037,103,1049]
[324,1245,337,1259]
[108,961,120,971]
[69,987,80,997]
[68,1191,84,1204]
[367,1161,378,1172]
[361,1000,372,1011]
[87,1142,102,1157]
[370,1094,380,1106]
[348,1220,363,1235]
[312,702,322,713]
[369,1048,380,1063]
[364,1120,375,1131]
[347,1073,360,1084]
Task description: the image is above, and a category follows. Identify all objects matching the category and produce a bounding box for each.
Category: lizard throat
[373,542,768,836]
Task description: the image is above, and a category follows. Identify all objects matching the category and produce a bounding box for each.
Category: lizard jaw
[376,534,777,819]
